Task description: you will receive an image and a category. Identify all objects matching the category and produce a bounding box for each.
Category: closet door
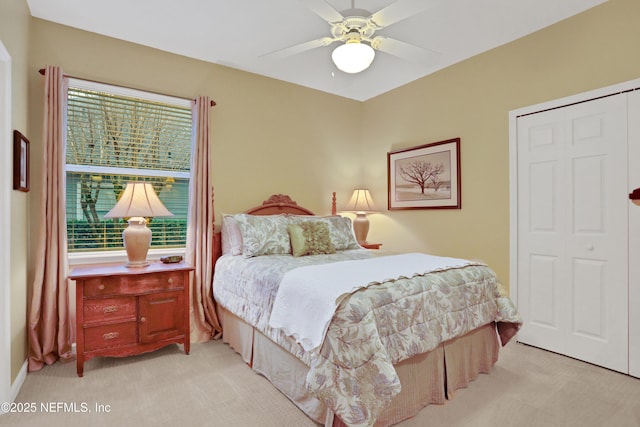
[629,90,640,378]
[516,94,628,373]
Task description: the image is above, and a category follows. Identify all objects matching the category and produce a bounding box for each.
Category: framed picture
[13,130,29,192]
[388,138,461,210]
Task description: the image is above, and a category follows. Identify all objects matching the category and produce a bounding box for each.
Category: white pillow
[220,214,243,256]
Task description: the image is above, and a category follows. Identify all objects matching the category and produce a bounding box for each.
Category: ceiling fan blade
[298,0,344,23]
[370,0,432,28]
[262,37,335,59]
[372,36,440,65]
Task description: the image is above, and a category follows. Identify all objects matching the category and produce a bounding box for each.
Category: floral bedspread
[213,251,522,427]
[213,250,374,365]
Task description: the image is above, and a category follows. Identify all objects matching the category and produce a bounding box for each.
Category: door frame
[509,77,640,307]
[0,40,12,409]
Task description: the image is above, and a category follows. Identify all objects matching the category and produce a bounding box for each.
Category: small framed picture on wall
[13,130,29,192]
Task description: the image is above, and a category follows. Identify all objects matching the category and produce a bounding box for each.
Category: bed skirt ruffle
[218,307,499,427]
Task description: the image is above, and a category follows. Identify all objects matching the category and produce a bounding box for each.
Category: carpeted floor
[2,340,640,427]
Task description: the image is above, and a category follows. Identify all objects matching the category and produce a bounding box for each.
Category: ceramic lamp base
[122,217,152,268]
[126,260,150,268]
[353,212,370,245]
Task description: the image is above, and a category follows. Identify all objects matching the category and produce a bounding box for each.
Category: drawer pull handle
[140,317,147,323]
[150,298,176,305]
[168,278,173,284]
[98,284,105,290]
[103,305,119,314]
[103,332,119,340]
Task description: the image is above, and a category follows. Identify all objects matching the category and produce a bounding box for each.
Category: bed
[212,194,521,427]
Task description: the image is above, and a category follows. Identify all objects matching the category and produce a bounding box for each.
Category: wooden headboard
[244,194,315,216]
[213,193,337,261]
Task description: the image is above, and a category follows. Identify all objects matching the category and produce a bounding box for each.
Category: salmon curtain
[185,96,222,342]
[27,66,73,371]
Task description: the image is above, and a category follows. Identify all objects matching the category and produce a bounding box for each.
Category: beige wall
[361,0,640,288]
[27,19,364,219]
[25,17,363,380]
[3,0,640,384]
[0,0,30,384]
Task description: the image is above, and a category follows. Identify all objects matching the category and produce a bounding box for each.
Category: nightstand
[361,243,382,250]
[69,261,193,377]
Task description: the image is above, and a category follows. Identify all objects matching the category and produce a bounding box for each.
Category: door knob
[630,188,640,206]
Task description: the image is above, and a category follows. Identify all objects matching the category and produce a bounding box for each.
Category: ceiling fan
[266,0,440,74]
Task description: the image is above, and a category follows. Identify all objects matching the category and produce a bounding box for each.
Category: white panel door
[628,90,640,378]
[517,94,629,373]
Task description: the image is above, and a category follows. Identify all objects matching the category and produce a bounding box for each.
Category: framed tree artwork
[13,130,29,192]
[388,138,461,210]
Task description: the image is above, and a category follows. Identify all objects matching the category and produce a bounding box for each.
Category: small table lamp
[345,189,377,244]
[104,182,174,268]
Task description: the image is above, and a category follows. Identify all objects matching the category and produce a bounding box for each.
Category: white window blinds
[65,79,192,252]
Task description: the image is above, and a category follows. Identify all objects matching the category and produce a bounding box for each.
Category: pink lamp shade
[345,189,377,244]
[104,182,173,267]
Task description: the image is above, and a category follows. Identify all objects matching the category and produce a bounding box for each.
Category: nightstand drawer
[83,297,136,324]
[84,322,137,352]
[84,272,184,297]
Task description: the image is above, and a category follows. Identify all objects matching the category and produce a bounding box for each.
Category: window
[65,79,192,254]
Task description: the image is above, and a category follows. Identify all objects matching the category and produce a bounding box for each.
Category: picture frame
[13,130,29,192]
[388,138,461,210]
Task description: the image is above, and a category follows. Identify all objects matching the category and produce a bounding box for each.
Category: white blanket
[268,253,473,352]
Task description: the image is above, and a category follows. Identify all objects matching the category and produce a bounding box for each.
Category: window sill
[68,248,186,267]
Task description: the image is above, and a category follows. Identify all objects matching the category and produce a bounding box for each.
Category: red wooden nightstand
[69,261,193,377]
[361,243,382,250]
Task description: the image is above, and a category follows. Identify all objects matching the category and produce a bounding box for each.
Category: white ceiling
[26,0,606,102]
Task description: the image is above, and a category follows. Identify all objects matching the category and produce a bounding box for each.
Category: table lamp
[104,182,173,267]
[345,189,377,244]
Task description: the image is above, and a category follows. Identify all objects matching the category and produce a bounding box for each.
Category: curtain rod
[38,68,216,107]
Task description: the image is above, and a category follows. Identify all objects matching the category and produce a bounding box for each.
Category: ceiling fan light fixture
[331,40,375,74]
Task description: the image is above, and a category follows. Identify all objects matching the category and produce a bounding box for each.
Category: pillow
[288,215,360,251]
[324,216,361,250]
[288,221,336,257]
[220,214,243,256]
[234,213,291,257]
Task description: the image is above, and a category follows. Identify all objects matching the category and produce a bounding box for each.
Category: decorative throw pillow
[221,214,243,256]
[288,215,361,251]
[234,214,291,257]
[288,221,336,257]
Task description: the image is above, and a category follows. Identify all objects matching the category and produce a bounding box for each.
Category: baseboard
[1,360,27,414]
[5,346,78,407]
[4,350,79,410]
[10,360,27,402]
